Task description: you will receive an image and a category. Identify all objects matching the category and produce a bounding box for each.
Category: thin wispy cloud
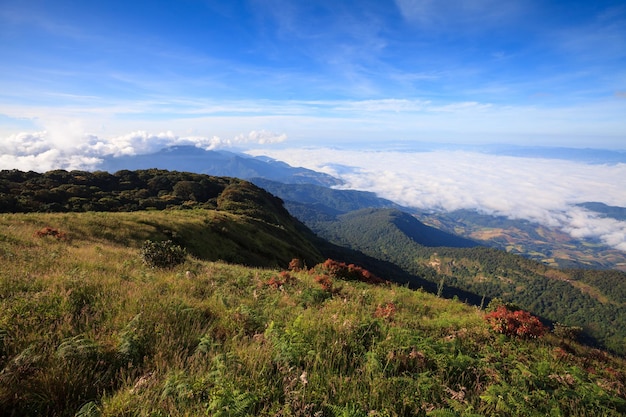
[246,148,626,252]
[394,0,525,29]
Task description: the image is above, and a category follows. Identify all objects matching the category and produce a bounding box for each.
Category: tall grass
[0,211,625,416]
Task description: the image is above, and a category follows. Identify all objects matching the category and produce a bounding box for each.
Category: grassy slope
[304,207,626,354]
[1,211,626,416]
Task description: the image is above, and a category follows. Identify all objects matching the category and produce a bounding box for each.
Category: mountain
[250,178,406,214]
[253,179,626,271]
[0,168,324,268]
[578,201,626,221]
[251,179,477,248]
[313,208,479,250]
[98,146,341,187]
[418,209,626,271]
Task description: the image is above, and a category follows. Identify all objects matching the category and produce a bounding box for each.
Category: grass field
[1,210,626,416]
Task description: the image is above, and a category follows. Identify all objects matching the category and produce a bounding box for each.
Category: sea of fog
[246,147,626,252]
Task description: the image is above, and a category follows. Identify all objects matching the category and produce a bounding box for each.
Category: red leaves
[374,302,397,320]
[314,274,333,292]
[315,259,384,285]
[485,305,546,339]
[288,258,303,272]
[266,271,295,289]
[34,226,68,241]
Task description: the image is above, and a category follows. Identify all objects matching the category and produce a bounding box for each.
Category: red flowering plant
[288,258,303,272]
[485,305,547,339]
[266,271,296,289]
[314,274,334,292]
[313,259,385,285]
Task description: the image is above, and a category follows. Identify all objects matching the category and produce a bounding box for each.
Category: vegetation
[279,206,626,355]
[140,240,187,268]
[1,210,626,416]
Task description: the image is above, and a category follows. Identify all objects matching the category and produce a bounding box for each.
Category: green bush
[140,240,186,268]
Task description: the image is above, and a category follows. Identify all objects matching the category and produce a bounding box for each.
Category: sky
[1,0,626,151]
[1,0,625,252]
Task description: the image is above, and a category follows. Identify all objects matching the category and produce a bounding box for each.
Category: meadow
[1,210,626,416]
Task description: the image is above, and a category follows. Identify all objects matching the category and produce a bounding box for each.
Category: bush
[552,322,583,341]
[140,240,186,268]
[34,226,68,240]
[313,259,384,285]
[484,305,546,339]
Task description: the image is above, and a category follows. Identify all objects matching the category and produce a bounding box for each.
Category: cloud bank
[246,148,626,252]
[0,129,287,172]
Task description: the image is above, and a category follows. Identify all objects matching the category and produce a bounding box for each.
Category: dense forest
[1,168,245,211]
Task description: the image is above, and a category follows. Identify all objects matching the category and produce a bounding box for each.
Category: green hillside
[297,207,626,354]
[2,209,626,416]
[0,169,323,268]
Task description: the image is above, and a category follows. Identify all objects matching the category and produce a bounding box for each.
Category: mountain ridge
[98,146,341,187]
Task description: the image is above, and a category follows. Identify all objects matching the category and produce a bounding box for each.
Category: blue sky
[1,0,625,151]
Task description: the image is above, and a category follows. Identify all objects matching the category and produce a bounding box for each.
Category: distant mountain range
[577,202,626,221]
[98,146,341,187]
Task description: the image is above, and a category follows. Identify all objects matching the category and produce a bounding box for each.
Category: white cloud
[246,147,626,252]
[0,129,287,171]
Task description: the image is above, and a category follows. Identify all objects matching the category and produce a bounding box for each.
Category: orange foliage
[266,271,296,289]
[315,259,384,285]
[485,305,546,339]
[374,302,397,320]
[314,274,333,292]
[288,258,303,272]
[34,226,68,241]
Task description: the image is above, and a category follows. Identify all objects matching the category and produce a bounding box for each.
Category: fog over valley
[247,147,626,252]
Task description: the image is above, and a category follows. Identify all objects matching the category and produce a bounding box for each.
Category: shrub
[315,274,334,292]
[374,302,397,320]
[288,258,303,272]
[313,259,384,285]
[266,271,296,289]
[484,305,546,339]
[552,322,583,341]
[34,226,68,240]
[140,240,186,268]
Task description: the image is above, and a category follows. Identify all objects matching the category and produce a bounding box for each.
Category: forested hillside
[0,169,324,268]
